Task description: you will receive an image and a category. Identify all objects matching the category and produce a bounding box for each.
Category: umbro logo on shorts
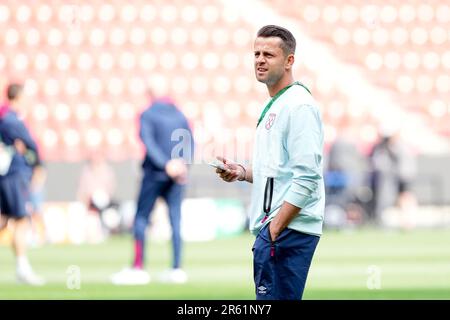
[257,285,267,294]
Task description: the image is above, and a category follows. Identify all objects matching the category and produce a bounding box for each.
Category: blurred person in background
[369,126,418,227]
[0,83,45,285]
[77,151,118,242]
[111,89,194,285]
[324,127,367,228]
[214,25,324,300]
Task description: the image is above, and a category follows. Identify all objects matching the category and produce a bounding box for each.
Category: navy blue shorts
[0,173,30,218]
[252,223,320,300]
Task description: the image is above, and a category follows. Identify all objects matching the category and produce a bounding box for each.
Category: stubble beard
[256,70,284,87]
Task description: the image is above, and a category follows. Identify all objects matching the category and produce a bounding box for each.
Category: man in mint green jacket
[215,25,324,300]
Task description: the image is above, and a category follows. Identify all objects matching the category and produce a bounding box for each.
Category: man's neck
[267,75,294,97]
[7,102,17,111]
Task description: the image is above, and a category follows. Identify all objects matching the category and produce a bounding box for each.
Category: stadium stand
[0,1,448,209]
[1,1,448,162]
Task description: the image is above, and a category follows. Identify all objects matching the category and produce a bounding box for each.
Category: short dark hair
[6,83,24,101]
[256,25,296,56]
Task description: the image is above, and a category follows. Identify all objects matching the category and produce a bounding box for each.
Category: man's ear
[285,54,295,70]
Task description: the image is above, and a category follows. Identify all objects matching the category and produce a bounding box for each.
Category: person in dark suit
[111,90,194,285]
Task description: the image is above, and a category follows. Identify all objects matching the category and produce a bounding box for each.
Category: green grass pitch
[1,228,450,299]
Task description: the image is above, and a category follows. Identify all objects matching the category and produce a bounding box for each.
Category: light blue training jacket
[248,83,325,237]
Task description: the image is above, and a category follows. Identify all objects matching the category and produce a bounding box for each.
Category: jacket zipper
[261,177,274,223]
